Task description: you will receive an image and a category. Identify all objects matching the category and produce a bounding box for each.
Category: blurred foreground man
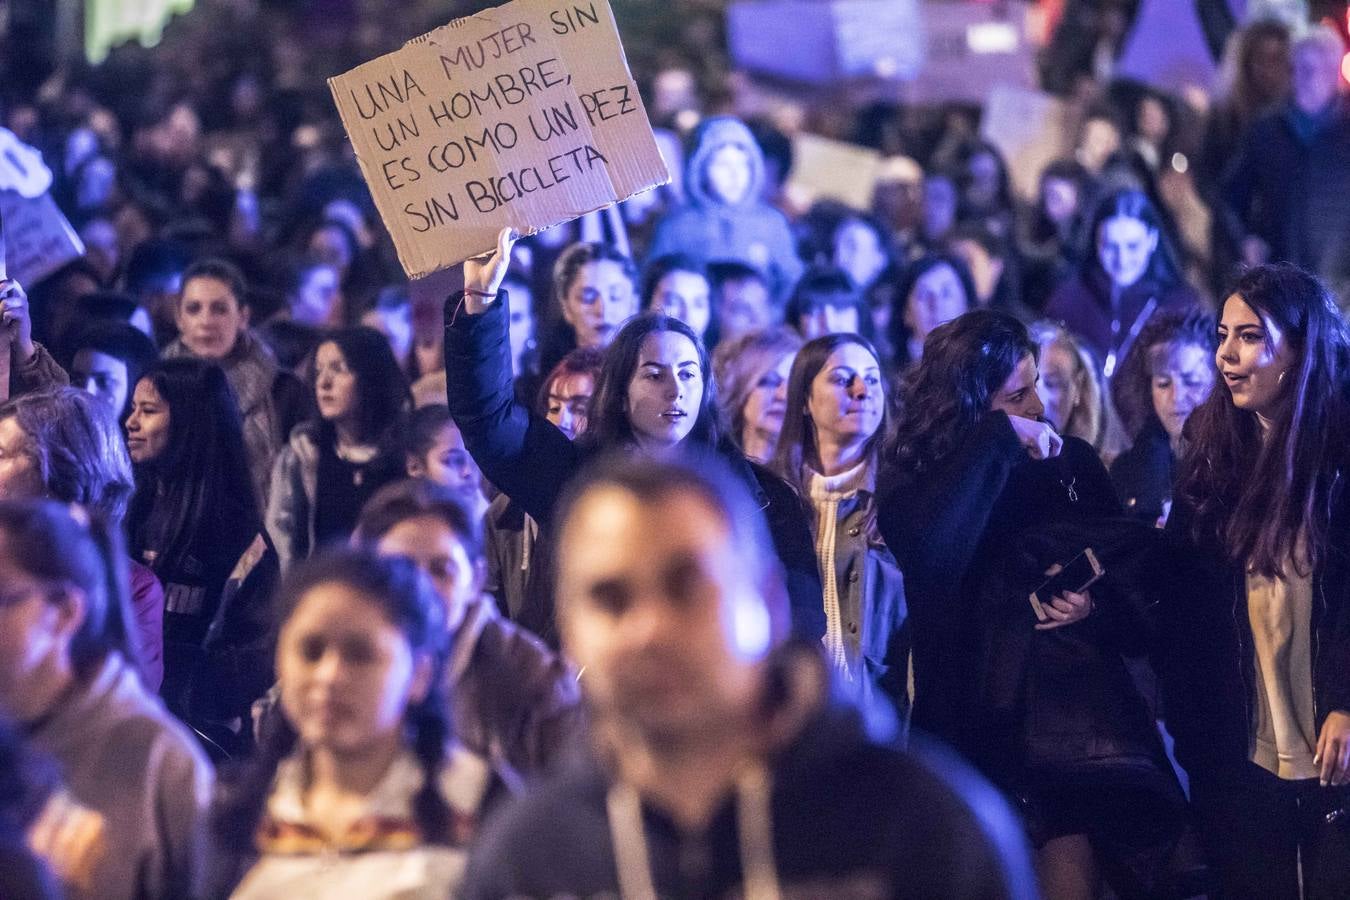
[462,453,1038,899]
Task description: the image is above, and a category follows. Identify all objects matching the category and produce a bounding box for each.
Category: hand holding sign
[329,0,669,280]
[463,227,518,314]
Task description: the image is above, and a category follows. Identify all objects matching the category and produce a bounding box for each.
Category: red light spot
[1342,52,1350,84]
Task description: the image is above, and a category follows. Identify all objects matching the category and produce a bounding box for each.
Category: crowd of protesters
[0,1,1349,898]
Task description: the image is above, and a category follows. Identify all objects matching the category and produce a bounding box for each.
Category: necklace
[1061,474,1078,503]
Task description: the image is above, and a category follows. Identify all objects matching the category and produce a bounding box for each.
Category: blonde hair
[712,326,803,449]
[1029,321,1124,459]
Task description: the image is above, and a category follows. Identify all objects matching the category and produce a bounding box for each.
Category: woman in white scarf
[770,334,908,727]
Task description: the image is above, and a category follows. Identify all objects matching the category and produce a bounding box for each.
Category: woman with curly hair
[881,309,1192,898]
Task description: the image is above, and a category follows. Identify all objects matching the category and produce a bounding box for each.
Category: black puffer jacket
[444,291,825,646]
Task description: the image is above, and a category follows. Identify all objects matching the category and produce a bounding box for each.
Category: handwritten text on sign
[329,0,669,279]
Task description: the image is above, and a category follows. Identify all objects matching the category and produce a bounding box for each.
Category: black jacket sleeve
[749,461,826,642]
[444,291,579,526]
[878,412,1025,601]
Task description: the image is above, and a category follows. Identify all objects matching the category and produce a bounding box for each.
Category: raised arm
[445,228,580,525]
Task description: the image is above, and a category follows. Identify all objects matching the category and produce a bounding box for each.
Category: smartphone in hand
[1029,548,1104,623]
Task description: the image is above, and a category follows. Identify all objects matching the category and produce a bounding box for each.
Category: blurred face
[0,418,42,499]
[277,581,430,756]
[806,343,884,447]
[741,352,795,447]
[291,265,341,327]
[376,517,480,632]
[176,276,248,360]
[990,353,1045,420]
[705,144,753,205]
[1248,34,1291,102]
[1036,344,1082,432]
[1150,341,1215,441]
[0,547,81,720]
[563,260,637,349]
[1097,215,1158,289]
[546,372,595,440]
[1041,177,1079,226]
[124,379,172,464]
[1292,44,1339,114]
[964,151,1001,211]
[1216,294,1296,420]
[625,332,704,448]
[949,239,1003,306]
[308,225,354,275]
[1078,118,1121,173]
[651,270,711,338]
[797,303,859,340]
[922,175,957,238]
[507,285,536,375]
[408,422,482,510]
[559,487,769,742]
[71,350,131,414]
[833,220,888,290]
[1136,96,1169,143]
[315,342,360,427]
[905,263,968,345]
[717,277,772,342]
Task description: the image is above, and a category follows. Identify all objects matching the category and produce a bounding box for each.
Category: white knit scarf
[805,460,871,680]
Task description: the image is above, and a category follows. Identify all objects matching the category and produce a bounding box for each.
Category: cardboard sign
[980,85,1072,204]
[329,0,670,279]
[784,134,883,211]
[0,191,85,288]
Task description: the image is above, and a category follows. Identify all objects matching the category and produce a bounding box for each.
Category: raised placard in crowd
[329,0,670,279]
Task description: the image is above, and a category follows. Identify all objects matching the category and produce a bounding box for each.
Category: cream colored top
[1247,560,1319,781]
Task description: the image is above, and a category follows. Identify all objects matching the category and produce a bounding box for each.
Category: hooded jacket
[460,645,1037,900]
[648,117,803,300]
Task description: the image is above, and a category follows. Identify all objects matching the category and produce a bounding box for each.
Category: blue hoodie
[648,117,803,301]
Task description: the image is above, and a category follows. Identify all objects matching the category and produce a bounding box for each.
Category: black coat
[1156,474,1350,779]
[444,291,825,645]
[879,416,1192,891]
[1044,269,1198,372]
[1109,419,1175,525]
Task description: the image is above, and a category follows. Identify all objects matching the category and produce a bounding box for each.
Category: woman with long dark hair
[881,309,1193,898]
[1045,189,1199,376]
[445,229,822,646]
[771,334,907,723]
[266,327,410,567]
[127,359,279,743]
[208,549,495,899]
[1160,264,1350,897]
